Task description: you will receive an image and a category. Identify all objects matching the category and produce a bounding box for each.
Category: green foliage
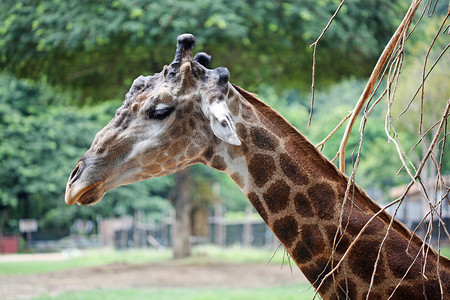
[0,74,74,210]
[387,15,450,174]
[0,0,446,238]
[0,0,407,102]
[0,74,173,233]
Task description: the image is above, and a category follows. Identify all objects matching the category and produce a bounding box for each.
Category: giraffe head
[65,34,241,205]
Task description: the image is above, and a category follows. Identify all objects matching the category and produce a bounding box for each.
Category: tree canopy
[0,75,173,233]
[0,0,448,238]
[1,0,407,102]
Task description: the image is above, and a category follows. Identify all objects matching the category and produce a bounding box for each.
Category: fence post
[242,206,252,247]
[214,204,225,247]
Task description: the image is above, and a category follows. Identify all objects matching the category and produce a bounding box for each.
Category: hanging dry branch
[310,0,450,298]
[337,0,423,173]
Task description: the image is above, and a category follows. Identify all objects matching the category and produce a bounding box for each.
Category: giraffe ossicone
[65,33,450,299]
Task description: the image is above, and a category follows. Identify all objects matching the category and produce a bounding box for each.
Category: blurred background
[0,0,449,299]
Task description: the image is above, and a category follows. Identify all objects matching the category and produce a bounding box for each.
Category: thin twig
[316,111,352,150]
[266,242,283,265]
[436,118,448,295]
[399,39,449,118]
[309,0,346,127]
[418,10,449,136]
[414,102,449,179]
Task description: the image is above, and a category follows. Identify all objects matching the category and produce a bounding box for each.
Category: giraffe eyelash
[147,107,174,120]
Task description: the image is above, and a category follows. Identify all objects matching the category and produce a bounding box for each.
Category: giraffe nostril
[69,161,83,184]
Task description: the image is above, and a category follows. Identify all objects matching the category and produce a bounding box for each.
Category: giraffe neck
[204,85,450,299]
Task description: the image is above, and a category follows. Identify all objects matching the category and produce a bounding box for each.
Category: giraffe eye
[148,107,174,120]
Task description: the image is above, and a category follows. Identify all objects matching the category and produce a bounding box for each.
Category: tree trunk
[171,169,193,259]
[0,208,7,236]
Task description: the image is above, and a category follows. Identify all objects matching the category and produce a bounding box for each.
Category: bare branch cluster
[310,0,450,298]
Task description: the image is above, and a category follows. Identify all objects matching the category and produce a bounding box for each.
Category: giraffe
[65,34,450,299]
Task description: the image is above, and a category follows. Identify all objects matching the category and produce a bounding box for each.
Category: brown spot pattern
[292,225,327,266]
[250,127,278,151]
[241,104,255,122]
[248,154,275,188]
[229,98,240,116]
[341,205,363,237]
[347,211,386,237]
[247,192,268,223]
[335,280,357,300]
[385,231,422,279]
[325,225,350,255]
[442,271,450,295]
[263,180,290,214]
[202,146,214,161]
[168,139,187,156]
[308,183,336,220]
[231,172,245,188]
[389,285,422,300]
[361,291,382,300]
[349,239,385,284]
[188,118,196,130]
[300,224,325,254]
[183,101,194,114]
[424,280,443,300]
[279,153,309,186]
[272,216,298,248]
[231,124,248,158]
[168,119,187,139]
[186,145,200,158]
[294,192,315,218]
[211,155,226,171]
[284,139,341,182]
[303,257,333,294]
[292,240,313,264]
[236,123,248,140]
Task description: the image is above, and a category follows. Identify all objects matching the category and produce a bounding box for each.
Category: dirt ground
[0,254,307,300]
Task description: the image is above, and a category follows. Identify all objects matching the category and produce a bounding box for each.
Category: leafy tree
[0,0,408,102]
[1,0,443,247]
[0,74,173,234]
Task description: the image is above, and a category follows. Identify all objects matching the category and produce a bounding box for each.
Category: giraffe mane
[232,83,450,267]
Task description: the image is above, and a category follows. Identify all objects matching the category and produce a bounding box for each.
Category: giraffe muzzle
[65,160,105,205]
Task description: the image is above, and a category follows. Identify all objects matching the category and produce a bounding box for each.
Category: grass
[1,246,312,300]
[2,245,449,300]
[0,245,288,276]
[0,248,170,275]
[32,284,316,300]
[1,244,449,276]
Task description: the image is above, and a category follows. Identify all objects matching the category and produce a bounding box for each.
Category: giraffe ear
[208,101,241,146]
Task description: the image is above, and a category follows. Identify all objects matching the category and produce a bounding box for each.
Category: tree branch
[309,0,346,127]
[337,0,422,173]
